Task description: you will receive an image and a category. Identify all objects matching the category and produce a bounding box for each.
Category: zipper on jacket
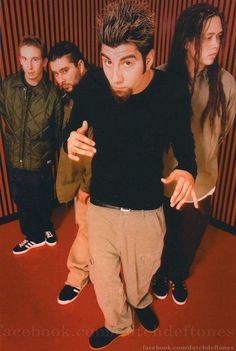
[19,87,31,167]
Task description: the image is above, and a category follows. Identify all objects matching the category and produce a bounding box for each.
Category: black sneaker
[57,285,80,305]
[89,326,121,349]
[171,280,188,305]
[153,276,169,299]
[45,231,57,246]
[13,239,45,255]
[135,306,159,332]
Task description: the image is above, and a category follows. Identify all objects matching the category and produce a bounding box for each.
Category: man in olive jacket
[0,36,62,254]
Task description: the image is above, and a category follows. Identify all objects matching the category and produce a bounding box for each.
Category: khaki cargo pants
[66,201,89,289]
[88,202,166,334]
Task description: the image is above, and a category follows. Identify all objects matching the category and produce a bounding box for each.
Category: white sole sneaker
[57,286,81,305]
[45,231,57,246]
[13,240,46,255]
[46,240,57,247]
[172,294,187,305]
[153,292,168,300]
[57,294,79,305]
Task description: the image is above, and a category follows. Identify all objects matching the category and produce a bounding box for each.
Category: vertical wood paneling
[69,0,73,42]
[0,0,235,232]
[73,0,78,46]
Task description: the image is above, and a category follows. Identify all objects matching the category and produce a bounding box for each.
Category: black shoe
[57,285,80,305]
[135,306,159,332]
[153,276,169,299]
[45,231,57,246]
[171,280,188,305]
[13,239,45,255]
[89,326,121,349]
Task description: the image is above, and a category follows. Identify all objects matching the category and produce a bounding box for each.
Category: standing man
[0,36,62,254]
[65,1,198,349]
[153,3,236,305]
[48,41,91,304]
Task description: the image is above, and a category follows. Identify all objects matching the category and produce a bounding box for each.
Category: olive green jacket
[56,98,92,203]
[0,71,62,170]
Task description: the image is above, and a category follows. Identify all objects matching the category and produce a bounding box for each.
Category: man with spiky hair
[64,1,197,348]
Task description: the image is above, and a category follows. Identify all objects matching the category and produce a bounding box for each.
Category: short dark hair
[98,0,154,58]
[19,36,47,59]
[48,41,88,68]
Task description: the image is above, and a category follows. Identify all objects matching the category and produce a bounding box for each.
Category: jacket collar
[11,71,51,98]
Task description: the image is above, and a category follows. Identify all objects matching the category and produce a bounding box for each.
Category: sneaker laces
[19,239,29,247]
[171,281,186,290]
[45,231,53,238]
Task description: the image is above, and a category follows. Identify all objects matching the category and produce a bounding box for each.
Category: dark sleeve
[170,96,197,178]
[62,68,104,153]
[62,89,88,153]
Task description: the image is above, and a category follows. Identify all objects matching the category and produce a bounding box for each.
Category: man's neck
[82,67,88,77]
[133,68,154,95]
[24,72,43,86]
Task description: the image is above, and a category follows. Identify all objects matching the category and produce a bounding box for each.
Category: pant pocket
[154,207,166,237]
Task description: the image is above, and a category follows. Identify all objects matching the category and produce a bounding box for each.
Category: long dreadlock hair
[167,3,227,143]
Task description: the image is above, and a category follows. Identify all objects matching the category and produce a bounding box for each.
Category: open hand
[161,169,198,210]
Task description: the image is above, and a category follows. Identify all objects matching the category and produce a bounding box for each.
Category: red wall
[0,0,235,231]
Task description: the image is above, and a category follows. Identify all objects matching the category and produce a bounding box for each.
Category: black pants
[156,195,211,282]
[9,166,54,243]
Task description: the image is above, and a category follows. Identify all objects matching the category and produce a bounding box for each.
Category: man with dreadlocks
[153,3,235,305]
[64,0,198,348]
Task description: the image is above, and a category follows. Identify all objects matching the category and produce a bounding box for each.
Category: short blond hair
[19,36,47,59]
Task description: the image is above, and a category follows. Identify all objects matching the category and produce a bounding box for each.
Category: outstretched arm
[67,121,97,162]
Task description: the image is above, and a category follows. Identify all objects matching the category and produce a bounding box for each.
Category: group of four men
[1,1,235,349]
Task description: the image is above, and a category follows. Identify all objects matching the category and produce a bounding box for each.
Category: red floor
[0,206,235,351]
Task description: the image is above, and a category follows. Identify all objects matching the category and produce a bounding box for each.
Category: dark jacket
[0,71,62,170]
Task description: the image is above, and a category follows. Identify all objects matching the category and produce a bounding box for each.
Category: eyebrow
[101,53,137,61]
[20,56,41,59]
[204,30,223,35]
[51,66,69,73]
[59,66,69,71]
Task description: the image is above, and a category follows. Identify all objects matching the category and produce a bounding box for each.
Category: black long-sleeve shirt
[64,68,197,210]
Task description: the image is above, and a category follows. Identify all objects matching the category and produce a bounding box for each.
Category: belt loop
[120,208,131,212]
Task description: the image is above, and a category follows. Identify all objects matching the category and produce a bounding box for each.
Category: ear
[146,49,155,70]
[43,58,48,68]
[78,59,85,75]
[185,41,190,50]
[185,38,196,51]
[19,56,23,66]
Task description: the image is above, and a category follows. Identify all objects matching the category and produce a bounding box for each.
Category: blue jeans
[8,165,54,243]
